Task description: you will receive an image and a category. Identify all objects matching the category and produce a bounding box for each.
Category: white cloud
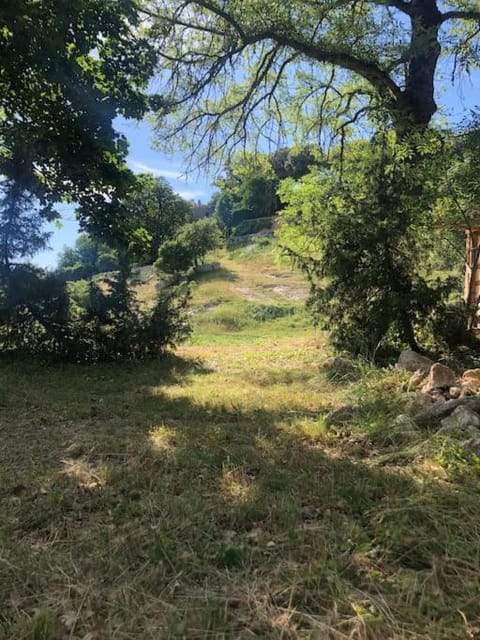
[177,190,206,201]
[129,160,185,180]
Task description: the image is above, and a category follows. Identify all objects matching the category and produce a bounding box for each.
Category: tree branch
[441,10,480,23]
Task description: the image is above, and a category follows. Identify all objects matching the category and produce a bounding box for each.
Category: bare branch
[441,10,480,23]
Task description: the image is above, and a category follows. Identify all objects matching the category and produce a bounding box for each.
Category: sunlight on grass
[149,425,178,454]
[2,241,480,639]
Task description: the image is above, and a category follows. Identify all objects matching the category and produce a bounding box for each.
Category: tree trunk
[393,0,442,135]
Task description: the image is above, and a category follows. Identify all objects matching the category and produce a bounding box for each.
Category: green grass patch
[2,241,480,639]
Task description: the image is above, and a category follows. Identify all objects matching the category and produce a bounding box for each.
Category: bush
[247,303,296,322]
[156,218,223,274]
[0,264,191,362]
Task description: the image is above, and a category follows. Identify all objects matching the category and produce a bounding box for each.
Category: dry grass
[1,241,480,639]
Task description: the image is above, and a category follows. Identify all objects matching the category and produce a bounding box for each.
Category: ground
[1,241,480,639]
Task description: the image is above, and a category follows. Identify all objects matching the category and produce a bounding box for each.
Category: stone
[408,369,426,390]
[462,369,480,388]
[438,405,480,439]
[321,357,358,383]
[460,385,477,398]
[429,389,447,402]
[449,386,462,399]
[462,436,480,457]
[404,392,433,416]
[422,363,456,392]
[414,396,480,428]
[397,350,433,373]
[325,405,360,427]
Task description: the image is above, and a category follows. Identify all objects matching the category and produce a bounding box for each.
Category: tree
[277,132,456,355]
[121,174,193,264]
[149,1,480,156]
[56,234,119,282]
[0,180,53,276]
[156,218,223,274]
[147,1,480,350]
[0,0,158,236]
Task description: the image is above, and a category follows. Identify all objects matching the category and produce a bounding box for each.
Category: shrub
[0,264,191,362]
[156,218,223,274]
[247,303,296,322]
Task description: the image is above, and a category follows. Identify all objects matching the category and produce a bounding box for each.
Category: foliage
[0,180,53,273]
[56,234,119,282]
[120,174,192,264]
[0,261,191,362]
[0,0,158,238]
[213,149,320,233]
[151,1,480,159]
[278,132,455,356]
[156,218,223,274]
[247,303,296,322]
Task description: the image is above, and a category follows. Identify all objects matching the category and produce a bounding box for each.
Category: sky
[34,69,479,269]
[34,118,215,268]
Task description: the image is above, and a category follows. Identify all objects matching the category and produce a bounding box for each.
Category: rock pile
[396,350,480,454]
[398,350,480,402]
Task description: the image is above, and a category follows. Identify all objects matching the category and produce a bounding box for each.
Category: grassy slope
[1,242,480,639]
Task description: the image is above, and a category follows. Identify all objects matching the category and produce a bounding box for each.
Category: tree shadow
[190,266,239,284]
[2,360,480,639]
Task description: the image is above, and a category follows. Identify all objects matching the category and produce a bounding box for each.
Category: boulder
[422,363,456,392]
[429,389,448,402]
[414,396,480,428]
[462,436,480,457]
[438,405,480,439]
[461,385,477,397]
[462,369,480,389]
[325,405,360,427]
[404,392,433,416]
[321,357,358,382]
[397,350,433,373]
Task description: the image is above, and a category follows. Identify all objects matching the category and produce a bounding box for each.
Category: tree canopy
[0,0,158,233]
[149,0,480,161]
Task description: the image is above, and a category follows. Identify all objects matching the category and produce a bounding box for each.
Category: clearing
[1,241,479,639]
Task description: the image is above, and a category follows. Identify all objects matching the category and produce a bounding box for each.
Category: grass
[1,241,480,639]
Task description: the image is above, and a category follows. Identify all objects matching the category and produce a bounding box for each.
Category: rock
[449,386,462,399]
[460,385,477,398]
[462,436,480,456]
[438,406,480,439]
[321,357,358,383]
[404,392,433,416]
[462,369,480,389]
[325,405,360,427]
[408,369,426,390]
[429,389,447,402]
[397,350,433,373]
[422,363,456,393]
[414,396,480,428]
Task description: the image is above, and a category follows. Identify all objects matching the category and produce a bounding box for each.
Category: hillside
[1,240,480,639]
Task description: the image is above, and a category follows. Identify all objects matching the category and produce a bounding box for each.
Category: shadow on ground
[1,357,479,639]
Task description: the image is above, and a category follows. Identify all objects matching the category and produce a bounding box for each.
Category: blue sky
[34,118,215,268]
[34,70,478,268]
